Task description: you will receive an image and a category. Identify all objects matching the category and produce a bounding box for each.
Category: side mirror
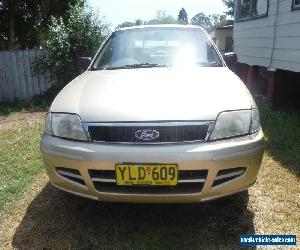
[223,52,237,66]
[77,57,92,72]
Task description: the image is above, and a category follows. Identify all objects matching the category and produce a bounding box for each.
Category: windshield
[92,27,223,70]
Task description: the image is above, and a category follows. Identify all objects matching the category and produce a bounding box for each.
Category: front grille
[87,122,212,143]
[89,169,208,194]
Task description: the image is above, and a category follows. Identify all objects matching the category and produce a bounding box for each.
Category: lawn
[0,111,45,212]
[0,101,299,249]
[259,103,300,176]
[0,98,48,212]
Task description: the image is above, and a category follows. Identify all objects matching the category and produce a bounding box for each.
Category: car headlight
[45,113,88,141]
[209,109,260,141]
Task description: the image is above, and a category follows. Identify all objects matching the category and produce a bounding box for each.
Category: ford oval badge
[135,129,160,141]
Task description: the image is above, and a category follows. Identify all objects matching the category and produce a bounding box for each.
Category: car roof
[116,24,205,32]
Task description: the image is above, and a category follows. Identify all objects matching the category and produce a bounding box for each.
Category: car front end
[41,125,264,203]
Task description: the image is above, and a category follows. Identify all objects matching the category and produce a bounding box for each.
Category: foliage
[0,0,84,50]
[116,7,234,31]
[116,10,178,29]
[0,87,60,118]
[38,4,110,85]
[210,14,233,29]
[178,8,188,24]
[0,99,48,118]
[116,10,178,30]
[116,20,143,30]
[222,0,235,18]
[135,19,143,26]
[191,12,232,32]
[146,10,177,25]
[190,13,212,31]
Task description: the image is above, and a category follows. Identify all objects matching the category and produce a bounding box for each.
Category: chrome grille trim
[82,121,214,144]
[83,121,213,127]
[179,178,206,183]
[92,178,115,183]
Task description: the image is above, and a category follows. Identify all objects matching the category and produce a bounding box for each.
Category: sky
[88,0,227,29]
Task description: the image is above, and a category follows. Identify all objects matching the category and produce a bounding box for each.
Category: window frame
[292,0,300,11]
[235,0,270,22]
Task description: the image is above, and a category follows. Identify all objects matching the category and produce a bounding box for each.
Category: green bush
[38,4,110,85]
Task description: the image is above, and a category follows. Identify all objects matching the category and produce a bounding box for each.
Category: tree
[135,19,143,26]
[116,21,135,30]
[190,13,211,31]
[38,3,110,85]
[191,13,232,32]
[0,0,84,50]
[116,19,143,30]
[222,0,235,18]
[210,14,231,30]
[178,8,188,24]
[146,10,177,25]
[115,10,177,29]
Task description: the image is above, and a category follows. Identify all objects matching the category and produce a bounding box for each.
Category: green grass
[258,102,300,176]
[0,115,44,211]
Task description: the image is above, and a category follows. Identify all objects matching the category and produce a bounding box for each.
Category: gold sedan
[41,25,264,203]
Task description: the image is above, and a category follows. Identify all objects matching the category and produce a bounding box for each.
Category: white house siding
[233,0,300,72]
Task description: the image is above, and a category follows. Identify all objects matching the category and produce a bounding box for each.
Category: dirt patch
[0,112,45,131]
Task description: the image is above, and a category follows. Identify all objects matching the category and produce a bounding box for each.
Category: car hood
[51,67,253,122]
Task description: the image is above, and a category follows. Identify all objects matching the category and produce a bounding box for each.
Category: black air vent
[212,167,246,187]
[55,167,86,186]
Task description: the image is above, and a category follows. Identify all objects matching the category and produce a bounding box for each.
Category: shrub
[38,4,110,85]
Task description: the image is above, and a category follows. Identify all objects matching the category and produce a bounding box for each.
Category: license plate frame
[115,163,178,186]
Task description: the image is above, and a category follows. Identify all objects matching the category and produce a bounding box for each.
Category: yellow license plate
[115,164,178,186]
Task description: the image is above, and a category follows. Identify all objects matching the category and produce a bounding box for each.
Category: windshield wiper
[105,63,168,70]
[195,61,223,67]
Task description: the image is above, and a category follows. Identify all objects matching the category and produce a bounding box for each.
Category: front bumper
[41,130,264,203]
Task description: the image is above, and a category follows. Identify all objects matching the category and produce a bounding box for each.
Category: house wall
[234,0,300,72]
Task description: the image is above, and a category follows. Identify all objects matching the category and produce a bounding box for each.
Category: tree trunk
[7,0,16,50]
[8,18,15,50]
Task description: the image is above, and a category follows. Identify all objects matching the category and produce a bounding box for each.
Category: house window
[236,0,268,21]
[292,0,300,10]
